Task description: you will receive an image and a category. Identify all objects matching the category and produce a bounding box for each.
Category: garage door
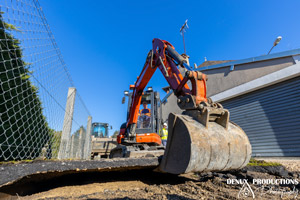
[221,76,300,157]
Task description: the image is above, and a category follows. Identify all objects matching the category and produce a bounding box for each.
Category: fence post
[77,127,84,159]
[58,87,76,159]
[83,116,92,159]
[70,134,75,158]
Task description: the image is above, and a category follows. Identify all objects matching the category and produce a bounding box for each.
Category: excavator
[111,38,252,174]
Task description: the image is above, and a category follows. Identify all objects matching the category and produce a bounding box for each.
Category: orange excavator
[111,38,251,174]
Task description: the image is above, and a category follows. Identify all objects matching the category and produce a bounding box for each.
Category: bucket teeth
[158,112,251,174]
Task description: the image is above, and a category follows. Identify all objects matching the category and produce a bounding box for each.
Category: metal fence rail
[0,0,91,161]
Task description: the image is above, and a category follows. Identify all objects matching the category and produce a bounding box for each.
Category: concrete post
[70,134,75,158]
[81,128,86,159]
[77,127,84,159]
[83,116,92,159]
[58,87,76,159]
[73,135,79,158]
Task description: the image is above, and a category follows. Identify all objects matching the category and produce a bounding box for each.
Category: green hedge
[0,13,52,161]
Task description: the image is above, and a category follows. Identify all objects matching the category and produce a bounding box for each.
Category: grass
[0,158,82,165]
[247,158,282,167]
[0,159,34,165]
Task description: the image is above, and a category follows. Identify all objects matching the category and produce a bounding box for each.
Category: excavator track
[110,144,164,158]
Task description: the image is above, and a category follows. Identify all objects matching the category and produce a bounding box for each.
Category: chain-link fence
[0,0,92,161]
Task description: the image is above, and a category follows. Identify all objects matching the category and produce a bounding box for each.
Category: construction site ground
[0,159,300,200]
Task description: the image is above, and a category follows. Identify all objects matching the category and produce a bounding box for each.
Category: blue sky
[40,0,300,135]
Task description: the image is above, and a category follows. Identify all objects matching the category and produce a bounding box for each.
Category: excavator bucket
[158,112,251,174]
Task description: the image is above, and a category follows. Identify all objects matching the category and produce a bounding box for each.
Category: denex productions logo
[227,178,299,199]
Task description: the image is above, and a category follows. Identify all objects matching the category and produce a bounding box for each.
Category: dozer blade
[158,112,251,174]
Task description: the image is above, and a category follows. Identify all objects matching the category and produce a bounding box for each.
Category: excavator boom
[125,40,185,134]
[125,39,206,137]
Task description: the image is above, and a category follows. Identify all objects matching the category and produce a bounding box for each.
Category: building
[161,49,300,157]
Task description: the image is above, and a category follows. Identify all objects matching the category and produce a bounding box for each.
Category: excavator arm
[125,38,209,138]
[117,38,251,175]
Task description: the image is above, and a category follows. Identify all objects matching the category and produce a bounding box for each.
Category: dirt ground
[11,164,299,200]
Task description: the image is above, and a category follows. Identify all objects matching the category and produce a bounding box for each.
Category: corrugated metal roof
[197,48,300,71]
[197,60,235,68]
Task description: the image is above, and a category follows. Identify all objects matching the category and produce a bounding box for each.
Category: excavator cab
[122,88,163,145]
[127,88,161,135]
[110,88,164,158]
[92,122,110,138]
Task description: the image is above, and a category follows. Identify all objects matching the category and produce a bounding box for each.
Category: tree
[112,131,119,138]
[48,130,62,159]
[0,12,51,160]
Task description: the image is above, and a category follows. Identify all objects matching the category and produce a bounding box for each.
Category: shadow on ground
[0,168,193,197]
